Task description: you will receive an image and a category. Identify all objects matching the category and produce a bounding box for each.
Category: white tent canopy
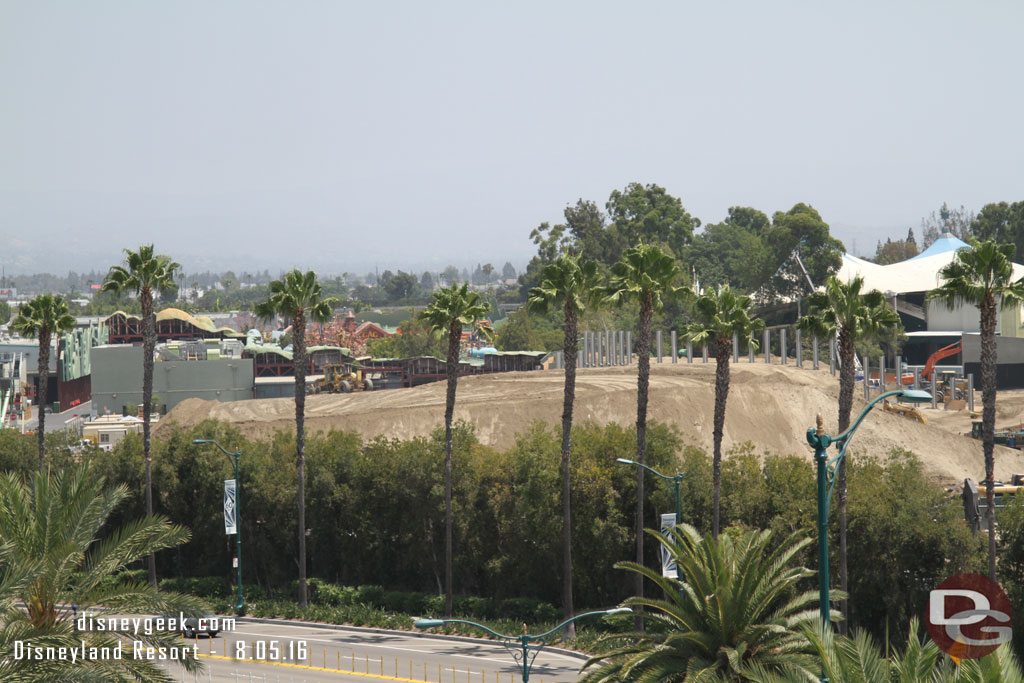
[836,232,1024,295]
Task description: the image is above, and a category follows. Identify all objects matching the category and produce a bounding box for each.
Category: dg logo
[927,573,1013,659]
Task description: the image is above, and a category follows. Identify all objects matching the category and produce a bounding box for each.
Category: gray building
[91,343,254,415]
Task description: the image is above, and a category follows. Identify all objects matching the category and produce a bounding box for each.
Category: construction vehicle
[963,475,1024,530]
[922,341,961,381]
[882,399,928,424]
[934,370,969,404]
[315,362,375,394]
[970,421,1024,449]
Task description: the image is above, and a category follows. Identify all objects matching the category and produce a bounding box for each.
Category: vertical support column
[605,330,611,367]
[748,335,755,363]
[864,355,870,400]
[686,341,693,363]
[895,355,902,385]
[968,374,975,411]
[879,356,885,393]
[619,330,625,366]
[931,379,938,409]
[615,331,621,366]
[763,329,770,364]
[813,336,819,370]
[781,328,787,365]
[657,330,663,363]
[702,344,708,363]
[583,332,589,368]
[796,329,802,368]
[733,332,739,363]
[671,330,677,363]
[913,367,920,391]
[627,331,632,365]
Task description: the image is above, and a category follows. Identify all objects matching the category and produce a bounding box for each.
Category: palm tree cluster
[0,463,207,682]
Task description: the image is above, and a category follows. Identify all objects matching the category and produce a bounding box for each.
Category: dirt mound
[157,361,1024,485]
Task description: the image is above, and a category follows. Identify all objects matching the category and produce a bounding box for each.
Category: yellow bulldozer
[315,363,375,394]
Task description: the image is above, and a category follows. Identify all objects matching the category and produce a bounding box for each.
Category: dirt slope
[157,361,1024,485]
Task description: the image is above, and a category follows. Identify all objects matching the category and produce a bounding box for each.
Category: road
[163,619,589,683]
[20,400,91,434]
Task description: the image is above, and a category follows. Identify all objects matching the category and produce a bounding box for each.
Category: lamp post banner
[224,479,237,534]
[660,513,677,579]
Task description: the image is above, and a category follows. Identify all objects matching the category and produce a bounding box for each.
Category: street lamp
[414,608,630,683]
[616,458,683,525]
[193,438,245,615]
[805,389,930,629]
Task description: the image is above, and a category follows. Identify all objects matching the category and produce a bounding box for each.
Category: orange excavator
[922,341,962,381]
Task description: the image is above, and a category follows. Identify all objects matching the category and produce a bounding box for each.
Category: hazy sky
[2,1,1022,276]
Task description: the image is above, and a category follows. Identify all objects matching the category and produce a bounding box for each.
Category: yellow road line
[197,652,422,681]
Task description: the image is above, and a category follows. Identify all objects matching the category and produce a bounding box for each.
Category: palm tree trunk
[142,288,157,589]
[36,329,51,473]
[980,294,998,580]
[836,327,855,635]
[634,292,653,632]
[444,321,461,618]
[560,302,578,638]
[712,337,731,539]
[294,313,308,608]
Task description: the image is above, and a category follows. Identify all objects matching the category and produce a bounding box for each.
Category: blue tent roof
[908,232,969,260]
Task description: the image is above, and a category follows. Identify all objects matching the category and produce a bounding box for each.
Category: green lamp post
[414,608,630,683]
[193,438,245,615]
[805,388,930,672]
[616,458,683,525]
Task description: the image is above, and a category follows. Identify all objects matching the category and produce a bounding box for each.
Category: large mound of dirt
[157,361,1024,485]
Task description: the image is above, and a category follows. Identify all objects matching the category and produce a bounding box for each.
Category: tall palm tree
[420,283,491,618]
[684,285,763,539]
[527,252,601,638]
[102,245,180,589]
[0,463,208,682]
[929,239,1024,580]
[580,525,824,683]
[11,294,76,472]
[255,269,337,608]
[798,275,899,632]
[604,242,684,630]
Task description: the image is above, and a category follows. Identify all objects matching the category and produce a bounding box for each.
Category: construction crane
[922,341,962,381]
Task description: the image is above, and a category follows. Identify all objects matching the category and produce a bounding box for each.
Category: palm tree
[102,245,180,589]
[255,269,337,608]
[0,463,208,682]
[527,252,601,638]
[580,525,824,683]
[604,242,684,629]
[11,294,76,472]
[798,275,899,632]
[929,239,1024,580]
[420,283,491,618]
[684,285,763,539]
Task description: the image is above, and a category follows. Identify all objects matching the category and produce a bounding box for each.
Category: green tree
[254,269,337,607]
[872,237,918,264]
[798,275,899,632]
[971,200,1024,262]
[581,526,822,683]
[0,300,10,325]
[684,286,763,538]
[765,203,844,300]
[494,307,564,352]
[604,242,684,629]
[383,270,419,301]
[929,239,1024,580]
[102,245,180,588]
[527,252,601,637]
[0,463,207,682]
[605,183,697,261]
[11,294,75,472]
[685,207,773,291]
[921,201,976,248]
[420,283,491,617]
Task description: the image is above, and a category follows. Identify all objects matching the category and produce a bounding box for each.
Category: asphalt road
[20,400,92,434]
[163,620,589,683]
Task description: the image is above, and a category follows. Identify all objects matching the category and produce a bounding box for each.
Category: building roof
[907,232,970,261]
[837,242,1024,295]
[107,308,246,337]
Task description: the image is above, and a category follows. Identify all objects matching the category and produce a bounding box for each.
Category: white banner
[660,513,678,579]
[224,479,237,534]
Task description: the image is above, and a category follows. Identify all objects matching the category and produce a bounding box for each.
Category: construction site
[158,356,1024,488]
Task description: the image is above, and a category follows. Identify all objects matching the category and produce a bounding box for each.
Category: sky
[2,1,1022,277]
